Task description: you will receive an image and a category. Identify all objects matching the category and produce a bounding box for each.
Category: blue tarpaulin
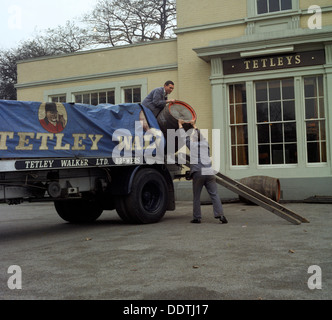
[0,100,163,159]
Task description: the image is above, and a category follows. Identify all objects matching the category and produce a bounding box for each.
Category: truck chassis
[0,157,181,224]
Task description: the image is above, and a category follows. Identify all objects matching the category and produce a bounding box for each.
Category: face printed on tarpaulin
[38,102,67,133]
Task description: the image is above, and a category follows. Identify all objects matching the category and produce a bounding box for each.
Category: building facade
[16,0,332,200]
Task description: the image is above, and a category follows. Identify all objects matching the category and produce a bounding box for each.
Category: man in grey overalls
[178,119,228,224]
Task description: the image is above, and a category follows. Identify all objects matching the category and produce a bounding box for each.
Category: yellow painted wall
[300,1,332,28]
[176,25,246,130]
[17,39,179,102]
[300,0,332,9]
[18,40,178,84]
[177,0,247,28]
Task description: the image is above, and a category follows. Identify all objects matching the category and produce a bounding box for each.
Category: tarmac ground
[0,200,331,300]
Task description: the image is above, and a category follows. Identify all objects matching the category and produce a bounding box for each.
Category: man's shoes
[220,216,228,224]
[190,219,201,224]
[215,215,228,224]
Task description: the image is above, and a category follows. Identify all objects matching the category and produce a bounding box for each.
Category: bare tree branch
[84,0,176,46]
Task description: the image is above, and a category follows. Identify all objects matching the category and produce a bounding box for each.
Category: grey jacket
[142,87,167,117]
[179,128,213,176]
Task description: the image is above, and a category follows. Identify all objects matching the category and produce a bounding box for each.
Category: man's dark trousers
[192,171,224,220]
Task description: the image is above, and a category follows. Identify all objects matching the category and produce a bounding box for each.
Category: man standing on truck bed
[142,81,176,118]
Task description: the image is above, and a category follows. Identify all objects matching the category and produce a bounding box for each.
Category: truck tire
[118,168,168,224]
[115,196,134,223]
[54,198,103,223]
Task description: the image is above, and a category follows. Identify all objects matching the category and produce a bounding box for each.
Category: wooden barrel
[239,176,281,203]
[157,100,197,139]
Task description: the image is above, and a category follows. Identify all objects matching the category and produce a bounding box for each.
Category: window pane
[269,0,280,12]
[75,94,82,103]
[231,126,236,145]
[257,0,268,14]
[231,146,249,166]
[271,123,283,143]
[99,92,106,104]
[320,120,326,140]
[304,77,316,97]
[318,76,324,96]
[107,91,115,104]
[285,144,297,164]
[259,145,270,164]
[281,0,292,10]
[235,84,247,103]
[269,80,281,101]
[282,79,294,99]
[256,82,268,101]
[236,104,247,124]
[229,85,234,104]
[91,93,98,106]
[258,124,270,143]
[270,102,282,122]
[231,147,237,166]
[257,102,268,122]
[124,89,133,103]
[272,144,284,164]
[306,121,319,141]
[305,98,318,119]
[230,105,235,124]
[321,142,327,162]
[283,101,295,121]
[284,123,297,142]
[319,98,325,118]
[237,146,248,166]
[83,94,90,104]
[133,87,141,102]
[229,83,248,166]
[237,125,248,144]
[307,142,320,162]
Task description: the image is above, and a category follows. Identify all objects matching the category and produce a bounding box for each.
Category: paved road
[0,200,331,300]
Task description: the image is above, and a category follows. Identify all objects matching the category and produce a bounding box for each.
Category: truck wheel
[54,199,103,223]
[115,196,134,223]
[120,168,168,224]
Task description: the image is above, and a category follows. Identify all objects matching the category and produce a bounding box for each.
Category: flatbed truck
[0,100,182,224]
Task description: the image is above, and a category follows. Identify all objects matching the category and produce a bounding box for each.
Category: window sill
[246,9,301,22]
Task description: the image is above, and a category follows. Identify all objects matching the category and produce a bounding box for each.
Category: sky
[0,0,98,50]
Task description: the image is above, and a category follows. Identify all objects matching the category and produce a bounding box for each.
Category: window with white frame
[229,83,249,166]
[74,90,115,105]
[304,76,327,163]
[255,78,297,165]
[123,87,141,103]
[227,73,327,168]
[50,95,66,103]
[257,0,292,14]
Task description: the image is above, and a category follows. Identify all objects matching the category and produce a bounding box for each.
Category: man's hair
[164,80,174,86]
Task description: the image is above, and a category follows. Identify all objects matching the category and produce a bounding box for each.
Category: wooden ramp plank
[215,171,310,224]
[214,174,301,225]
[183,156,309,225]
